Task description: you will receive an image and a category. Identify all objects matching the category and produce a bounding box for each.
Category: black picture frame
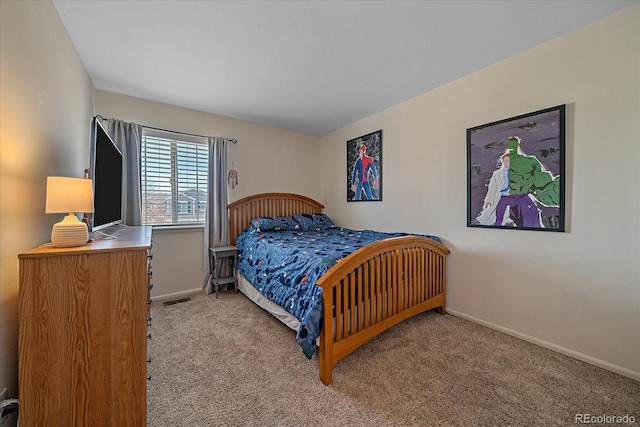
[347,130,382,202]
[467,105,565,231]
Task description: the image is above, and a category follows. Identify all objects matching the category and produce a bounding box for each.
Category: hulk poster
[467,105,565,231]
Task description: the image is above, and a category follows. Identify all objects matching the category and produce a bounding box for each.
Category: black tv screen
[89,118,123,231]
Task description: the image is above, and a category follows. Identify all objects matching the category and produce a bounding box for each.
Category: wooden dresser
[18,226,152,426]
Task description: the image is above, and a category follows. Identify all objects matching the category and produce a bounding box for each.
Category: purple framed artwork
[347,130,382,202]
[467,105,566,231]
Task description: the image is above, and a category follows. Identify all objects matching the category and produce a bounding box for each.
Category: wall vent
[162,297,192,306]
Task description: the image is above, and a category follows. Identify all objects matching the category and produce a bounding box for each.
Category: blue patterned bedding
[236,226,441,358]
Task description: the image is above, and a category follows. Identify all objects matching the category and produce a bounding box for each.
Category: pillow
[292,213,336,231]
[249,216,298,232]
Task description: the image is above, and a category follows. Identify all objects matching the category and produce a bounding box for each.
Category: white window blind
[141,128,208,226]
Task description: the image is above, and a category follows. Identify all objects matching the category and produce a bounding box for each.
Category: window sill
[151,224,205,234]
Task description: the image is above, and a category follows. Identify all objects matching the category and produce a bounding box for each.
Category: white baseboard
[446,309,640,382]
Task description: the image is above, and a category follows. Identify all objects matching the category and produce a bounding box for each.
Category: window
[141,128,208,226]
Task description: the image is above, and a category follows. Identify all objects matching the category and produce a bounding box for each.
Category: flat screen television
[87,117,123,231]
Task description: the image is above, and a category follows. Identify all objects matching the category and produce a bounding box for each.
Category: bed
[228,192,450,385]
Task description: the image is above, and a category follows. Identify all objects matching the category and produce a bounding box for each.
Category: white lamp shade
[45,176,94,214]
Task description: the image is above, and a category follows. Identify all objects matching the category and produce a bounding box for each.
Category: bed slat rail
[317,236,449,385]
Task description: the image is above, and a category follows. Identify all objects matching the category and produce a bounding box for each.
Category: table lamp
[45,176,94,247]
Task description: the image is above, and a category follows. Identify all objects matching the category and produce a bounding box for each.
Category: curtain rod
[95,115,238,144]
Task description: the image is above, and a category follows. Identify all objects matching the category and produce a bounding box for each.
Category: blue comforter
[236,227,441,358]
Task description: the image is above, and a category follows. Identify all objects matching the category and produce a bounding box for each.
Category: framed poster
[347,130,382,202]
[467,105,565,231]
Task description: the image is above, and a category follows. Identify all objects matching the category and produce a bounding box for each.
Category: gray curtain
[102,118,143,226]
[203,137,231,294]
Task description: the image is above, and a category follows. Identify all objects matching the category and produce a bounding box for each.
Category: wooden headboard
[228,193,324,245]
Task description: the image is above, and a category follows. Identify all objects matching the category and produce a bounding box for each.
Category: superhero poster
[347,130,382,202]
[467,105,565,231]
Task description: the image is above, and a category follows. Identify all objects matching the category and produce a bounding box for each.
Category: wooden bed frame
[228,192,450,385]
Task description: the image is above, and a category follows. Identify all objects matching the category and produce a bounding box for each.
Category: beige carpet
[147,291,639,426]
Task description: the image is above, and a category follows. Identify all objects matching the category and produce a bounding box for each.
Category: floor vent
[162,297,192,306]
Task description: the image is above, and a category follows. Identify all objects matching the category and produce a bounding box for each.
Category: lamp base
[51,213,89,247]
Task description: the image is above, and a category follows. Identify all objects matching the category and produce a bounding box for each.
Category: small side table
[209,246,238,299]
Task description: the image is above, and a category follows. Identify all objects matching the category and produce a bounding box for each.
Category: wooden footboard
[315,235,450,385]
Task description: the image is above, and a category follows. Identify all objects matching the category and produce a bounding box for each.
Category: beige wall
[95,91,322,298]
[95,91,322,203]
[320,6,640,379]
[0,1,95,399]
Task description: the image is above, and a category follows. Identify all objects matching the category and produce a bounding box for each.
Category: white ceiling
[53,0,638,136]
